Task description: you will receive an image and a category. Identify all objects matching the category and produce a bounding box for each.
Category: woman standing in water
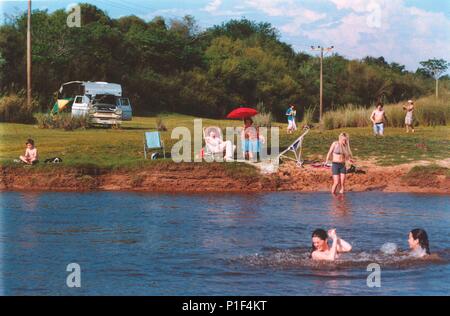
[325,133,353,194]
[408,228,430,257]
[311,228,352,261]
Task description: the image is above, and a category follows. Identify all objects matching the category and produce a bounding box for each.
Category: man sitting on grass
[19,138,39,165]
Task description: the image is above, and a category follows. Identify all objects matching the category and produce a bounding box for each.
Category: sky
[1,0,449,72]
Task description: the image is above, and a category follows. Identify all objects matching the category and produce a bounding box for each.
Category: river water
[0,191,449,295]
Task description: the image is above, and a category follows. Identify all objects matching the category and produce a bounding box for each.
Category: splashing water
[380,242,398,255]
[236,247,449,270]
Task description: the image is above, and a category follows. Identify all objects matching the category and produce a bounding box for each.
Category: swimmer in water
[408,228,430,258]
[311,228,352,261]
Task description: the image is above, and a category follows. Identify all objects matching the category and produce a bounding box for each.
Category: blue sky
[1,0,449,72]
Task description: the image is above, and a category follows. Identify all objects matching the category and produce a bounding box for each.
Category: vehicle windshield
[92,94,117,105]
[59,82,84,99]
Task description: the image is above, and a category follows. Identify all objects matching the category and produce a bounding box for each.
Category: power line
[93,0,141,15]
[94,0,182,21]
[27,0,32,107]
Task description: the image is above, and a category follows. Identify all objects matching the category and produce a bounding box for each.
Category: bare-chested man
[370,103,388,136]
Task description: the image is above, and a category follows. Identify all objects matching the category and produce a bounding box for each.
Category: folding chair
[144,131,166,159]
[203,126,223,159]
[278,126,310,166]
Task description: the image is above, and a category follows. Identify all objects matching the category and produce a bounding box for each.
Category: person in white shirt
[403,100,415,133]
[205,130,234,161]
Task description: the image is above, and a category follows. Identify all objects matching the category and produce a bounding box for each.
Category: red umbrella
[226,107,258,119]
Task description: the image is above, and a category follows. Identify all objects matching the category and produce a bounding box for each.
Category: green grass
[404,164,450,179]
[401,164,449,187]
[297,126,450,166]
[1,113,449,168]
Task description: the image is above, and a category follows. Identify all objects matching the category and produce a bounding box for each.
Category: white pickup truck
[57,81,133,126]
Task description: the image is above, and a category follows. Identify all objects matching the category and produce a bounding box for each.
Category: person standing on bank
[370,103,388,136]
[403,100,415,133]
[325,133,353,194]
[286,104,297,134]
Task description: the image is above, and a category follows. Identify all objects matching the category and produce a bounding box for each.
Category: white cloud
[203,0,223,13]
[245,0,326,35]
[301,0,450,71]
[330,0,378,12]
[202,0,247,17]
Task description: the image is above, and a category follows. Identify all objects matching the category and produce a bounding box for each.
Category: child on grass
[19,138,39,165]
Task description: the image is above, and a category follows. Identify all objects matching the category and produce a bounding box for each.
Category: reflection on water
[330,194,352,217]
[0,196,3,296]
[0,191,449,295]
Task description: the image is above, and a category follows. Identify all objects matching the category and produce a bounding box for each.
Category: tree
[0,10,440,118]
[0,52,5,83]
[389,62,405,73]
[418,58,449,98]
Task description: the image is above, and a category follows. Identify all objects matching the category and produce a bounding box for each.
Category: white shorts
[288,120,297,130]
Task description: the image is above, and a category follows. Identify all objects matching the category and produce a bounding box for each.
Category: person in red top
[19,138,39,165]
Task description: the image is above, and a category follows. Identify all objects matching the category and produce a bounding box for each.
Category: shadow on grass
[119,127,156,131]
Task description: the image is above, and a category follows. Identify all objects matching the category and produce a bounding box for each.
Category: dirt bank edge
[1,162,449,194]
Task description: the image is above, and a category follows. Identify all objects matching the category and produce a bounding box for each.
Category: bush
[253,112,272,128]
[35,113,90,130]
[300,106,316,127]
[0,93,38,123]
[322,94,450,130]
[253,102,272,127]
[155,116,167,131]
[414,96,449,126]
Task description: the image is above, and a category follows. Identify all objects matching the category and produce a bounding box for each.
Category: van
[118,97,132,121]
[56,81,133,125]
[72,95,90,117]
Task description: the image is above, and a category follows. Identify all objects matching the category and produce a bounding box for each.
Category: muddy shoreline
[1,162,449,194]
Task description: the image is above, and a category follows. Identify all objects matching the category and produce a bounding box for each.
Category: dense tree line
[0,4,444,120]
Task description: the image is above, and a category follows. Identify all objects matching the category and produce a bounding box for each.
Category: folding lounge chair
[203,126,235,160]
[144,131,165,159]
[278,126,310,166]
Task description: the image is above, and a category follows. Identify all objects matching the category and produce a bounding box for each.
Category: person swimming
[311,228,352,261]
[408,228,430,258]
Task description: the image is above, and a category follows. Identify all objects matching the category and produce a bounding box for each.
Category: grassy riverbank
[0,114,449,168]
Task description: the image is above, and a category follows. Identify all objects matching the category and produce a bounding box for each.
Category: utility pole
[27,0,32,107]
[435,75,439,98]
[311,45,334,122]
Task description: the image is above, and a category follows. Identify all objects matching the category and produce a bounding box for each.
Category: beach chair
[278,126,310,166]
[144,131,165,159]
